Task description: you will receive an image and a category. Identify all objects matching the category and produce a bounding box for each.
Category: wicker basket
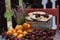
[26,18,52,29]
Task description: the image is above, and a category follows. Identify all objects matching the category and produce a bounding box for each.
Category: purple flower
[12,8,20,17]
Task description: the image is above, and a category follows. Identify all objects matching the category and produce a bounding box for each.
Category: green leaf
[19,0,23,6]
[17,16,26,25]
[4,10,13,21]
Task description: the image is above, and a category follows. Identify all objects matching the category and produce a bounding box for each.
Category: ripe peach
[8,27,14,31]
[23,23,31,30]
[7,30,12,34]
[23,31,28,35]
[13,33,17,37]
[17,34,23,38]
[19,25,23,30]
[28,28,33,32]
[17,30,23,35]
[15,25,23,31]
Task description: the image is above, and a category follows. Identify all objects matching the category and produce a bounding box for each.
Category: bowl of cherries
[26,11,52,22]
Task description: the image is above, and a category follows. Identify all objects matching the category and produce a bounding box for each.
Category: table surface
[0,30,60,40]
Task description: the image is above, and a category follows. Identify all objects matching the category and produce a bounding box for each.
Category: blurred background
[0,0,60,34]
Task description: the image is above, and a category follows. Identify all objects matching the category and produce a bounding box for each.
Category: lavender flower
[11,2,26,25]
[12,8,20,17]
[17,6,22,16]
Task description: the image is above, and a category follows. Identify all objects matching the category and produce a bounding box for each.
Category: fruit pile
[23,28,56,40]
[1,23,56,40]
[1,23,33,40]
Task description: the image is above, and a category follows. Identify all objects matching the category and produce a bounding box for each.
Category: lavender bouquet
[12,2,26,25]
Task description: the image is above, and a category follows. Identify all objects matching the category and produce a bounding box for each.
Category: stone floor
[54,30,60,40]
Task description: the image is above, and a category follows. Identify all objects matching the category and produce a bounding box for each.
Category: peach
[7,30,12,34]
[23,23,31,30]
[17,30,23,35]
[28,28,33,32]
[13,33,17,37]
[19,25,23,30]
[8,27,14,31]
[23,31,28,35]
[15,25,23,31]
[17,34,23,38]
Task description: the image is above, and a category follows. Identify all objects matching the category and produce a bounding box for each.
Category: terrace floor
[54,30,60,40]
